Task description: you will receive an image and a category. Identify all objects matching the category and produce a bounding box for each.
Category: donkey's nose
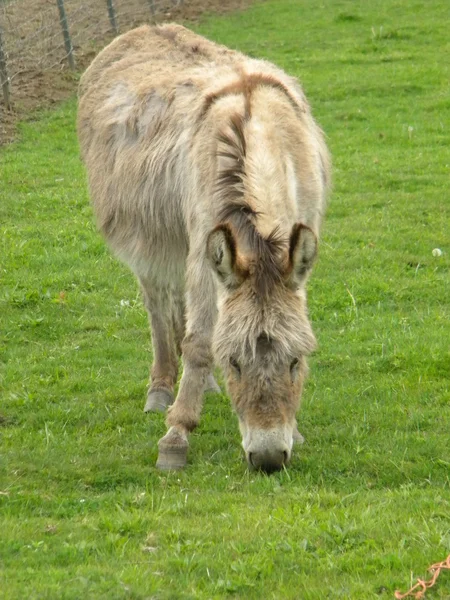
[248,448,289,473]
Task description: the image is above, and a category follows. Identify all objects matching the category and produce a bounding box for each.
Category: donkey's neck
[244,113,297,238]
[214,92,299,241]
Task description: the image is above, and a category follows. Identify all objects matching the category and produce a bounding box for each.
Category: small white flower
[120,299,130,307]
[432,248,443,257]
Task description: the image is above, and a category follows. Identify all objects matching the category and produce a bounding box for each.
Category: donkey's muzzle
[243,426,293,473]
[247,448,289,473]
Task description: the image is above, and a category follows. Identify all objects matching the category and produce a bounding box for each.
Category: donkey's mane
[216,111,287,298]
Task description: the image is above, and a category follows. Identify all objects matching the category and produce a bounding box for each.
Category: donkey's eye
[229,357,241,375]
[290,358,300,382]
[290,358,299,372]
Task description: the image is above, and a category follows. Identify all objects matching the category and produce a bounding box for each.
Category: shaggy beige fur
[78,24,330,471]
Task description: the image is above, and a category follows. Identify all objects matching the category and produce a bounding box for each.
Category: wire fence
[0,0,185,109]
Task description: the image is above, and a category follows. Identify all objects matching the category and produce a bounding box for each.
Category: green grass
[1,0,449,598]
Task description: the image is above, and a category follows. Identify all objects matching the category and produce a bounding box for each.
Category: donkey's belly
[109,212,189,289]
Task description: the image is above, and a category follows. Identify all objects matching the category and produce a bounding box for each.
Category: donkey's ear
[287,223,318,288]
[207,224,242,289]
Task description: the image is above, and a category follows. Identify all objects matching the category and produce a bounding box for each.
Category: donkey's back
[78,23,239,101]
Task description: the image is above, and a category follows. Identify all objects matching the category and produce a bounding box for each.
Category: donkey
[77,24,330,472]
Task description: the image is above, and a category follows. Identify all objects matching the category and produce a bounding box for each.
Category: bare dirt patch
[0,0,255,145]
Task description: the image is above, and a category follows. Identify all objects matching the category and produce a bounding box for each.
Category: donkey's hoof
[156,427,189,470]
[144,389,174,413]
[293,429,305,445]
[204,373,221,394]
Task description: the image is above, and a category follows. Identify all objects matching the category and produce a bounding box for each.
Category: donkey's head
[207,219,317,472]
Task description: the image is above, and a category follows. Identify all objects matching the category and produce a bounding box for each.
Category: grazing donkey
[78,24,330,472]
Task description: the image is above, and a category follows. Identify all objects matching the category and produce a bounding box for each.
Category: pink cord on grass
[394,554,450,599]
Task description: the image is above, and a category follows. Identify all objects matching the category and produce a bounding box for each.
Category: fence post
[56,0,75,70]
[106,0,119,35]
[0,25,11,110]
[147,0,156,16]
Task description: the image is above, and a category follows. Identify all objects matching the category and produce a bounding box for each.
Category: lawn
[1,0,449,598]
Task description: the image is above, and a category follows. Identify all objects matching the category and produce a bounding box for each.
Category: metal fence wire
[0,0,185,109]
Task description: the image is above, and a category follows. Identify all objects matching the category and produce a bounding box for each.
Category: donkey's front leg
[156,258,216,470]
[156,344,211,470]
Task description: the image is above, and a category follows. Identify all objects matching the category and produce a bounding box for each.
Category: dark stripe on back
[201,72,304,120]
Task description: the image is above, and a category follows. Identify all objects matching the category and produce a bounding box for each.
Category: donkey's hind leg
[172,293,220,395]
[204,373,221,394]
[140,277,179,413]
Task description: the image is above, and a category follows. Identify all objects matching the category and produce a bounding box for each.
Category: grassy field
[1,0,449,598]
